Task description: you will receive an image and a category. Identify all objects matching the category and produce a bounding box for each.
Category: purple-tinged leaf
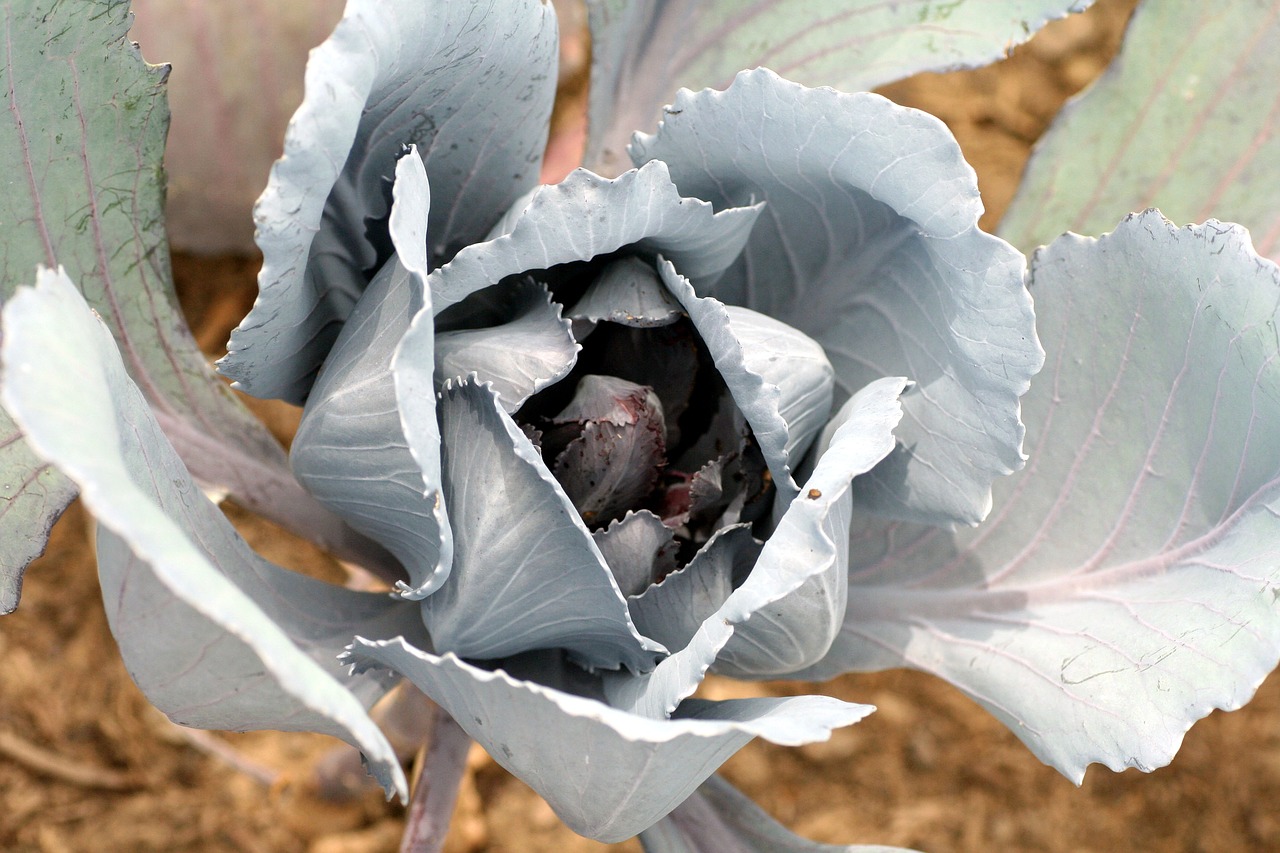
[800,212,1280,782]
[220,0,558,403]
[639,775,920,853]
[2,268,423,800]
[344,637,872,843]
[398,703,471,853]
[556,417,665,526]
[128,0,346,253]
[0,418,76,614]
[552,374,663,428]
[605,378,908,718]
[424,379,664,671]
[0,0,356,610]
[551,376,668,527]
[576,321,704,449]
[634,70,1042,526]
[659,450,741,529]
[1001,0,1280,263]
[585,0,1095,173]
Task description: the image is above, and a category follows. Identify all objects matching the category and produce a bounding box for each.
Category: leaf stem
[400,703,472,853]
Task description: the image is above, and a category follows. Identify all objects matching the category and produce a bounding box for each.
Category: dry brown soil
[8,1,1280,851]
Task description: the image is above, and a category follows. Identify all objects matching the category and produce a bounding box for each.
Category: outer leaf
[0,416,75,613]
[1,269,418,800]
[800,212,1280,781]
[1001,0,1280,263]
[427,160,762,316]
[0,0,334,607]
[424,379,664,672]
[633,70,1042,526]
[639,775,920,853]
[585,0,1093,172]
[291,149,452,598]
[606,377,908,718]
[220,0,558,403]
[345,638,872,843]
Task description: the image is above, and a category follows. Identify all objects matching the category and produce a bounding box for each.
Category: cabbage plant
[1,0,1279,850]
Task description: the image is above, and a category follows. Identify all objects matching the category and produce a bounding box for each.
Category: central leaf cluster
[205,9,1040,831]
[513,258,778,562]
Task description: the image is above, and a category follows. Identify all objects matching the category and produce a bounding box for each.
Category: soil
[8,1,1279,851]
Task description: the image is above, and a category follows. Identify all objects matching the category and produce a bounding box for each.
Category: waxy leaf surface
[586,0,1093,172]
[433,280,579,413]
[634,70,1040,526]
[0,411,74,613]
[2,269,420,800]
[291,150,451,597]
[568,256,685,329]
[593,510,678,597]
[428,161,761,316]
[660,262,833,516]
[800,212,1280,781]
[0,0,328,608]
[221,0,558,402]
[345,638,872,843]
[424,379,663,671]
[1001,0,1280,263]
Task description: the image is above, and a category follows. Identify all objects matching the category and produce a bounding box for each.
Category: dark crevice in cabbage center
[511,258,775,580]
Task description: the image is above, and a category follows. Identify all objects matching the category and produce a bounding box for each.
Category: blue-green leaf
[627,525,761,665]
[593,510,678,597]
[1001,0,1280,262]
[220,0,558,403]
[1,268,421,800]
[423,379,664,671]
[434,279,579,413]
[291,149,452,598]
[799,212,1280,782]
[568,256,686,329]
[0,419,74,614]
[344,637,872,843]
[0,0,333,609]
[659,261,834,516]
[586,0,1094,172]
[428,161,762,316]
[634,69,1042,526]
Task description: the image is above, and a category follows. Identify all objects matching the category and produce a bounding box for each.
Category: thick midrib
[849,473,1280,624]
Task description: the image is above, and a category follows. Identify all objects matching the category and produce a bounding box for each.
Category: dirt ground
[9,1,1280,851]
